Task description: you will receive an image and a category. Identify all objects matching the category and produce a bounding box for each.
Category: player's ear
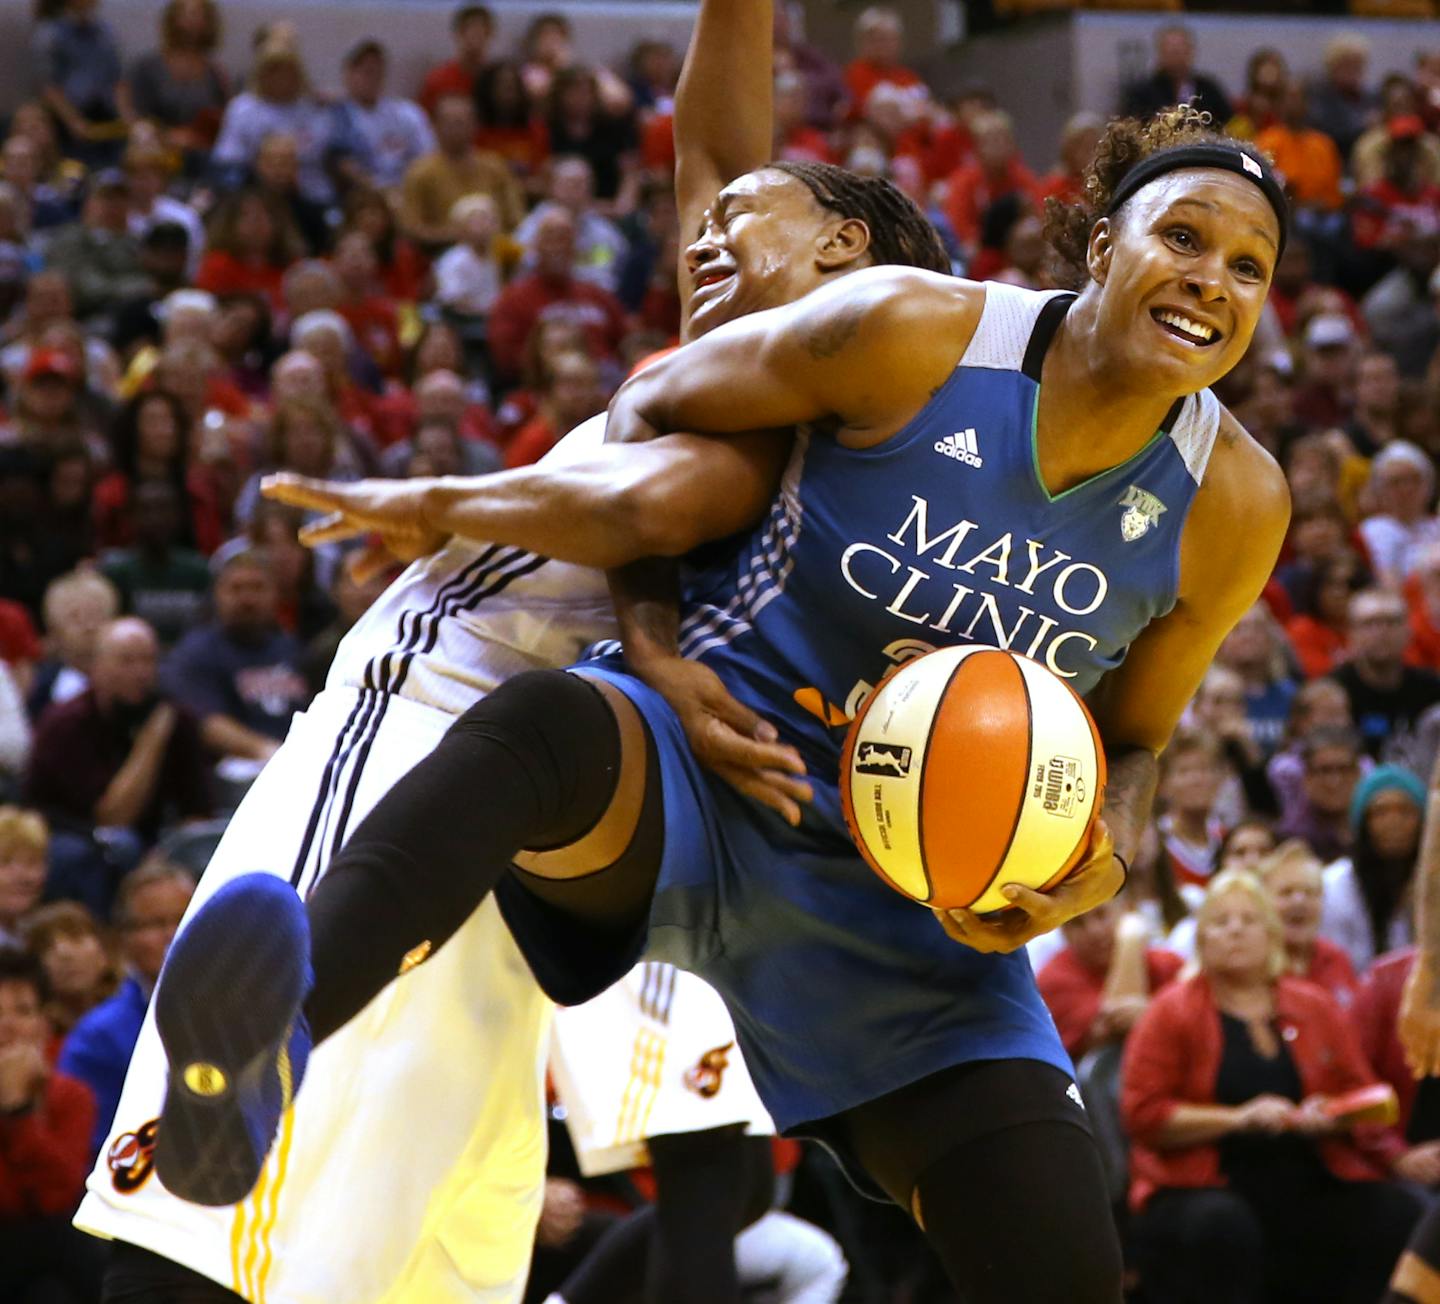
[818,217,871,271]
[1087,217,1114,285]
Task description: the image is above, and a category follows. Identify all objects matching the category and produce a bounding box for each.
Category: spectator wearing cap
[1354,75,1440,191]
[1352,115,1440,253]
[123,143,204,273]
[0,348,97,466]
[1359,443,1440,588]
[162,549,311,764]
[59,859,192,1157]
[940,111,1039,257]
[211,39,346,208]
[0,947,103,1302]
[1121,25,1232,125]
[32,0,128,165]
[44,170,151,325]
[25,616,210,916]
[1293,313,1358,431]
[1320,764,1425,972]
[1335,588,1440,758]
[1308,35,1378,161]
[419,4,495,118]
[400,94,525,249]
[110,228,197,359]
[843,7,924,122]
[334,40,435,194]
[487,208,628,385]
[126,0,229,158]
[515,157,628,294]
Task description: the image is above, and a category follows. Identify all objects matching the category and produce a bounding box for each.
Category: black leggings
[559,1129,775,1304]
[298,671,1123,1300]
[102,1243,245,1303]
[1387,1194,1440,1304]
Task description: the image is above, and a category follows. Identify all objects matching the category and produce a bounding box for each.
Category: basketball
[839,647,1106,914]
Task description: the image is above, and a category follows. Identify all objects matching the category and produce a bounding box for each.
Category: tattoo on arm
[806,302,865,360]
[1102,745,1160,863]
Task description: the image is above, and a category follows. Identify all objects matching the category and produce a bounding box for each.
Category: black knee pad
[449,669,621,847]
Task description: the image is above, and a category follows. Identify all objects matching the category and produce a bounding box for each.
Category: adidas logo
[934,428,982,467]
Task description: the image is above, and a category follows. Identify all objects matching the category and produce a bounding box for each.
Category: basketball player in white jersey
[79,5,798,1301]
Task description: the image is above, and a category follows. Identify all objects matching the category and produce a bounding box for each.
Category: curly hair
[1043,105,1257,290]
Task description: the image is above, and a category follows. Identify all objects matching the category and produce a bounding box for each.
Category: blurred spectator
[1123,871,1421,1304]
[843,7,923,122]
[544,68,639,213]
[332,231,405,381]
[1226,48,1288,140]
[0,349,102,462]
[21,902,115,1041]
[419,3,495,118]
[33,0,127,164]
[1361,232,1440,378]
[195,189,305,311]
[774,70,836,166]
[1121,25,1232,125]
[1156,727,1226,889]
[0,809,47,948]
[1189,666,1272,828]
[111,226,200,359]
[434,193,514,321]
[93,389,223,555]
[162,548,310,763]
[28,569,119,721]
[474,60,551,183]
[122,145,204,269]
[0,273,107,392]
[251,131,331,257]
[235,394,354,527]
[1037,897,1182,1060]
[1405,539,1440,671]
[211,39,344,208]
[516,157,627,293]
[0,133,75,232]
[522,14,633,121]
[1294,313,1358,430]
[59,858,192,1156]
[1358,442,1440,587]
[1350,946,1439,1142]
[239,501,338,640]
[1351,117,1440,255]
[126,0,229,157]
[1320,763,1424,971]
[1275,725,1363,864]
[25,616,210,915]
[1035,113,1103,207]
[400,94,525,248]
[44,171,151,325]
[0,946,102,1304]
[488,208,627,385]
[627,38,679,118]
[505,349,605,467]
[288,309,388,459]
[1335,588,1440,759]
[772,2,843,131]
[99,480,212,647]
[0,663,30,800]
[1353,74,1440,191]
[1345,349,1402,456]
[1308,35,1378,162]
[335,40,436,194]
[941,111,1038,256]
[341,190,424,305]
[1257,840,1358,1007]
[1285,552,1366,678]
[1256,81,1344,213]
[0,449,70,626]
[410,367,500,450]
[1216,603,1296,756]
[303,561,388,694]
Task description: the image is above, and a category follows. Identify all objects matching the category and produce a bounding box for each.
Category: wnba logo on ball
[1034,756,1082,818]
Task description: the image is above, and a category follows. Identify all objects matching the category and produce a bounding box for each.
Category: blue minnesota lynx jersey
[676,281,1221,820]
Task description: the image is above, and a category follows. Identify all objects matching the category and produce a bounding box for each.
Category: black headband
[1105,143,1288,256]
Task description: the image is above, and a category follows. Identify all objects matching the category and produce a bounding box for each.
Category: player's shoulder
[1193,402,1291,546]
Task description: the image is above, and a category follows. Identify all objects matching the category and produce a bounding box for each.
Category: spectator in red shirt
[195,189,305,313]
[1034,112,1103,207]
[843,6,923,121]
[1123,870,1423,1304]
[341,188,429,304]
[474,60,550,184]
[1353,117,1440,252]
[488,208,629,386]
[1285,552,1365,679]
[0,946,102,1301]
[505,349,606,468]
[419,4,494,118]
[941,110,1038,255]
[1036,897,1182,1060]
[1349,947,1440,1154]
[333,231,404,381]
[1260,840,1359,1007]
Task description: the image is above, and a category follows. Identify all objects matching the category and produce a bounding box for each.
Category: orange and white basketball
[839,646,1105,914]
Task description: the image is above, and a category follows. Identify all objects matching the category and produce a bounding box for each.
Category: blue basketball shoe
[153,874,313,1207]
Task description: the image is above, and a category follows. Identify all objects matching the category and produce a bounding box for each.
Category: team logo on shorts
[1118,485,1167,541]
[107,1117,160,1193]
[684,1043,735,1098]
[854,741,913,777]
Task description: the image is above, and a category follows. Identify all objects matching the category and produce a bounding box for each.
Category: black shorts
[102,1242,246,1304]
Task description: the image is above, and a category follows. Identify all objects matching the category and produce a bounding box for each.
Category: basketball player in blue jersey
[154,107,1290,1301]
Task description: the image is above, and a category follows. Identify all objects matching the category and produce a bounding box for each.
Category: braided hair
[1043,104,1241,290]
[768,160,951,275]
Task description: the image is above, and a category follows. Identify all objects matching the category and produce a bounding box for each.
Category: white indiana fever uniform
[75,415,768,1304]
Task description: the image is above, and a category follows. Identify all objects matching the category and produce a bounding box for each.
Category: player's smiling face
[1093,169,1278,392]
[685,169,867,338]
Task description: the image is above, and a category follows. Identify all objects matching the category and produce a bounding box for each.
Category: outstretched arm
[1400,760,1440,1078]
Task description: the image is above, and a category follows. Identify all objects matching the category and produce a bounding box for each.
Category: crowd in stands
[8,0,1440,1299]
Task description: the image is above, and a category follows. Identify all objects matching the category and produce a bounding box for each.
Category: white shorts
[550,962,774,1177]
[76,689,553,1304]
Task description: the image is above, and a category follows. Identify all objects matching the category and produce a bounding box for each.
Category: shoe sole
[153,875,310,1207]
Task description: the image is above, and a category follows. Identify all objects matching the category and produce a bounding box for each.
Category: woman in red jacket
[1122,870,1423,1304]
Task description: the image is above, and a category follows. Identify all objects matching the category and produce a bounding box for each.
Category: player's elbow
[606,474,702,558]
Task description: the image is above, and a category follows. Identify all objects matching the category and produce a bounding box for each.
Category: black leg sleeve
[303,670,624,1043]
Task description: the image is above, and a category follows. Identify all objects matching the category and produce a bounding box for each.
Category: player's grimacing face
[1096,170,1278,393]
[685,171,847,339]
